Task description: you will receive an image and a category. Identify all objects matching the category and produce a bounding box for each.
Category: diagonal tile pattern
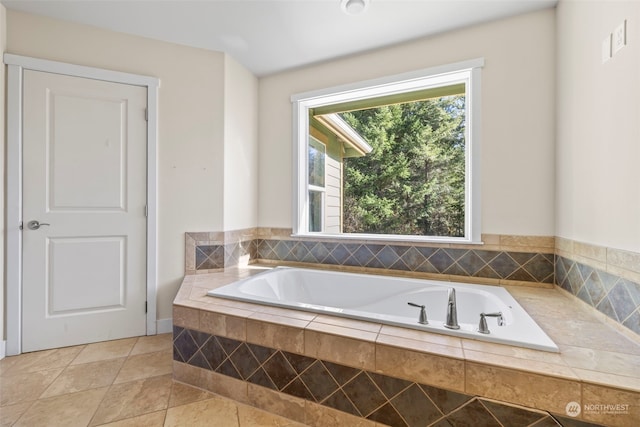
[0,334,304,427]
[556,255,640,335]
[174,327,605,427]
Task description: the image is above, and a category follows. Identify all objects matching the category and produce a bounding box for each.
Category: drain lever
[407,302,428,325]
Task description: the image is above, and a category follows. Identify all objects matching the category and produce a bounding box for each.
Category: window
[308,136,326,232]
[292,59,483,243]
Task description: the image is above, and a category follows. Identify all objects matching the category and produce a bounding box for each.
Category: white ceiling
[2,0,557,76]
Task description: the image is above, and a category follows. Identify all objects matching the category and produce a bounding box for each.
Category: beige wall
[223,56,259,231]
[556,0,640,254]
[5,10,235,322]
[1,4,6,346]
[258,9,556,237]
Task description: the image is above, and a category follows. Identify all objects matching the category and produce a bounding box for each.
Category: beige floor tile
[93,410,166,427]
[237,403,308,426]
[0,368,63,406]
[130,334,172,356]
[41,358,126,398]
[90,374,172,426]
[168,382,214,408]
[0,402,33,427]
[72,338,138,365]
[164,396,239,427]
[14,387,107,427]
[113,350,173,384]
[0,346,85,376]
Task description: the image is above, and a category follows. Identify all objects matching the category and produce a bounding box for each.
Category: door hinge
[144,108,148,122]
[19,221,23,230]
[144,205,148,217]
[145,301,148,313]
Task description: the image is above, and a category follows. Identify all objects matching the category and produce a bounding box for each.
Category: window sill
[291,232,484,246]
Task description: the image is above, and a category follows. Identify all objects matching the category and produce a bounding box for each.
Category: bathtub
[207,267,559,352]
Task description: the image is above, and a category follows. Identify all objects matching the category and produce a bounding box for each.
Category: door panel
[49,92,127,210]
[22,70,147,352]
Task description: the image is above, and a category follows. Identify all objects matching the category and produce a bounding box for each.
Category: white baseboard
[0,340,6,360]
[156,318,173,334]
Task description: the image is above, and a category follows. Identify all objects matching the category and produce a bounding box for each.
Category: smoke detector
[341,0,370,15]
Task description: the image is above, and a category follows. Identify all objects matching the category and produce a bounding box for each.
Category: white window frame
[308,136,326,232]
[291,58,483,244]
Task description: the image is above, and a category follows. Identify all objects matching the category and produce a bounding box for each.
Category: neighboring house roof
[314,113,373,158]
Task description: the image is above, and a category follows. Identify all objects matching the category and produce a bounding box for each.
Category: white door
[21,70,148,352]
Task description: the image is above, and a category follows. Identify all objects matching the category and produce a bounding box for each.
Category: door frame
[4,53,160,356]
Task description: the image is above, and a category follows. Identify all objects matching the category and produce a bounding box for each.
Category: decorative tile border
[173,326,602,427]
[556,255,640,335]
[187,229,555,284]
[185,230,257,274]
[255,239,555,284]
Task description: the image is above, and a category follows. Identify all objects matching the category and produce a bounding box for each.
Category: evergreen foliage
[341,95,466,236]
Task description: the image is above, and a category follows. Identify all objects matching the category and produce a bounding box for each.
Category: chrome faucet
[444,288,460,329]
[407,302,428,325]
[477,312,504,334]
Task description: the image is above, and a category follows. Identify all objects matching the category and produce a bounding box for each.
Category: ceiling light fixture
[341,0,370,16]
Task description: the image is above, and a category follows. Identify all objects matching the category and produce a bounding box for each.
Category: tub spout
[444,288,460,330]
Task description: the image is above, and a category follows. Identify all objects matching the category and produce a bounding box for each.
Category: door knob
[27,220,50,230]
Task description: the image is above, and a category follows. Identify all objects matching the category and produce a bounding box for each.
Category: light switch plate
[613,20,627,54]
[602,34,612,63]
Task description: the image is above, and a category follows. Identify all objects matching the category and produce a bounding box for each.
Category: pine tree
[341,95,466,236]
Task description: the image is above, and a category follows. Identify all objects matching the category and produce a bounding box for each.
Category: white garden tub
[207,267,559,352]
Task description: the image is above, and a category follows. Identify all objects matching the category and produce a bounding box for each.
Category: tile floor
[0,334,307,426]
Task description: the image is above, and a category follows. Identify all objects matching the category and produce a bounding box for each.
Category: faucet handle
[477,312,503,334]
[407,302,428,325]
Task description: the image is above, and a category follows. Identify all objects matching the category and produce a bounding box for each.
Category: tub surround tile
[305,321,379,342]
[462,349,578,380]
[558,346,640,379]
[376,334,464,360]
[557,252,640,338]
[573,368,640,394]
[310,314,382,333]
[173,266,640,427]
[199,311,247,341]
[247,383,307,424]
[172,306,200,331]
[379,325,463,348]
[188,231,640,340]
[173,325,610,427]
[582,384,640,427]
[465,362,581,415]
[375,344,465,392]
[304,401,378,427]
[304,330,376,371]
[461,339,567,365]
[246,318,306,354]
